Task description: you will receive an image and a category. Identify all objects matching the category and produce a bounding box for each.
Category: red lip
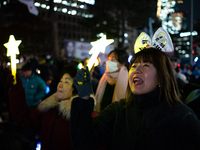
[132,77,143,85]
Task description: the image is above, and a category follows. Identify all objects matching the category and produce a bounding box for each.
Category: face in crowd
[56,73,74,101]
[106,52,121,72]
[128,61,159,95]
[128,47,175,96]
[22,70,32,78]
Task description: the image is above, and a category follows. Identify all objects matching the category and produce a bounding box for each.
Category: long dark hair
[126,48,182,106]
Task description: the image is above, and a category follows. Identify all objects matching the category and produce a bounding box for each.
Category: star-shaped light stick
[87,35,114,71]
[4,35,21,85]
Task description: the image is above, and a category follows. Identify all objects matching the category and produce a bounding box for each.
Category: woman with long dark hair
[71,48,200,149]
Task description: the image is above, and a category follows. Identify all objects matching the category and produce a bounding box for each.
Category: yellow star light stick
[87,35,114,71]
[4,35,21,85]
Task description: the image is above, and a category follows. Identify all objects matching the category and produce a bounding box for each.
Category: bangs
[131,50,154,64]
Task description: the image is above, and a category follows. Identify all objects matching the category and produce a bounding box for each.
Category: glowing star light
[87,35,114,71]
[4,35,21,85]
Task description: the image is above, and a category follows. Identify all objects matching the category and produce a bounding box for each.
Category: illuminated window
[41,4,46,8]
[62,8,67,13]
[80,5,85,9]
[62,1,70,6]
[103,21,107,25]
[35,2,40,7]
[97,33,104,37]
[71,10,77,15]
[85,14,89,18]
[177,0,183,4]
[182,50,186,54]
[54,0,62,3]
[89,14,94,18]
[180,31,198,37]
[185,54,189,58]
[71,2,77,7]
[78,0,95,5]
[124,33,128,38]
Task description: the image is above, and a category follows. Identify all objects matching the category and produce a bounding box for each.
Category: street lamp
[189,0,193,65]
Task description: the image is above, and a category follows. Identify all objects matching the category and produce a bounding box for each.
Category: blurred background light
[128,55,133,64]
[180,31,198,37]
[194,57,199,62]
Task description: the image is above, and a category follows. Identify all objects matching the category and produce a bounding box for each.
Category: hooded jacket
[9,85,75,150]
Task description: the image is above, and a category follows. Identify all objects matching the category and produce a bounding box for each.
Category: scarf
[95,66,129,112]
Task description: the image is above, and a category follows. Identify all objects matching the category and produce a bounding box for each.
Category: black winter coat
[71,88,200,150]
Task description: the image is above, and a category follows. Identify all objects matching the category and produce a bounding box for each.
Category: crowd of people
[1,30,200,149]
[0,51,101,149]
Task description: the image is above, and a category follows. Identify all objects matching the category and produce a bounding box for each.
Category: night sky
[176,0,200,19]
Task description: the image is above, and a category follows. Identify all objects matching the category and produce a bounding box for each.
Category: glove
[6,73,23,90]
[73,66,93,98]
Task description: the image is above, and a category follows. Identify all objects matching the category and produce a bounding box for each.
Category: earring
[158,83,163,88]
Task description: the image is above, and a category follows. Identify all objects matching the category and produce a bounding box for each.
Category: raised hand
[73,66,93,98]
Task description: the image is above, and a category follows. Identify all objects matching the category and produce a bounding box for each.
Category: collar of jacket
[132,86,162,109]
[26,72,35,79]
[37,93,78,120]
[37,94,96,119]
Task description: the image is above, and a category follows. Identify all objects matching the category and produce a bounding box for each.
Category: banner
[63,39,115,65]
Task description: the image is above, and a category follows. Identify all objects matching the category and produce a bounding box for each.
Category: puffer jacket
[21,73,46,107]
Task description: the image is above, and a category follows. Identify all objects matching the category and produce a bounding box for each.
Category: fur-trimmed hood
[37,93,96,120]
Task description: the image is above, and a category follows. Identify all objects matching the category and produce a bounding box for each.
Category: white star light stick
[87,35,114,71]
[4,35,21,85]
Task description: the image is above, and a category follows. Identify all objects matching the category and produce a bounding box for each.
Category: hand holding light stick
[4,35,21,85]
[87,35,114,71]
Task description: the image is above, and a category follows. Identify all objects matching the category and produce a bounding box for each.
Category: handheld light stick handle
[11,54,17,85]
[87,51,99,71]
